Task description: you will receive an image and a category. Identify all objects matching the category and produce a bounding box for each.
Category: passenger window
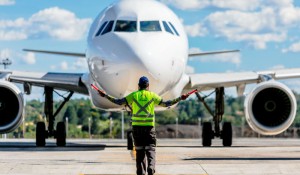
[168,22,179,36]
[115,20,137,32]
[162,21,174,35]
[96,21,108,37]
[140,21,161,32]
[101,21,114,35]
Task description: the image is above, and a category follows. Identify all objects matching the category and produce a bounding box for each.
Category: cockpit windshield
[140,21,161,32]
[115,20,137,32]
[95,20,179,36]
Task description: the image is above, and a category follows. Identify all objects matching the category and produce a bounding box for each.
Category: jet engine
[244,81,296,135]
[0,81,24,133]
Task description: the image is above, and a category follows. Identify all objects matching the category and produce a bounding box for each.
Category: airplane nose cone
[108,33,186,95]
[131,39,185,94]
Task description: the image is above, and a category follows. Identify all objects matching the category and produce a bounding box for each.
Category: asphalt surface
[0,138,300,175]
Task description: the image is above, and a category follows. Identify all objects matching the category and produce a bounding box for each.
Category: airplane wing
[23,48,240,63]
[0,71,88,94]
[23,49,85,57]
[185,68,300,93]
[188,49,239,57]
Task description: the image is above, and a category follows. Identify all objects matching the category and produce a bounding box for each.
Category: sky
[2,0,300,100]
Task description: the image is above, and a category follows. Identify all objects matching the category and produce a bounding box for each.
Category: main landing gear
[196,87,232,147]
[36,87,73,147]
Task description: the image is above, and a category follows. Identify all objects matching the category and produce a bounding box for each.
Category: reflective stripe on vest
[131,98,154,126]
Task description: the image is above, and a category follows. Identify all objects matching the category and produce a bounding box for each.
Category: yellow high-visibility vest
[126,90,162,126]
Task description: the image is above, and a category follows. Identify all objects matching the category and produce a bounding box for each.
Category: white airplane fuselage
[82,0,189,110]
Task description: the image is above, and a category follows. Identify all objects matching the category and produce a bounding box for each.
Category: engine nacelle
[0,81,24,133]
[244,81,296,135]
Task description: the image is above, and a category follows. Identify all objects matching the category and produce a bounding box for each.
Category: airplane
[1,0,300,147]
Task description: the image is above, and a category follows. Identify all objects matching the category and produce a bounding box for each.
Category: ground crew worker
[96,76,189,175]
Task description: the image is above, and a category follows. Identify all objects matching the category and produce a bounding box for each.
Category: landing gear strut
[196,87,232,147]
[35,87,73,147]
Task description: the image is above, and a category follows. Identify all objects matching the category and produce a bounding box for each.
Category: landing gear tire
[202,122,213,147]
[56,122,66,147]
[222,122,232,147]
[36,122,46,147]
[127,130,133,150]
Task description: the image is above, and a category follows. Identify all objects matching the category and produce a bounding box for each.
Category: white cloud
[51,58,88,71]
[0,0,14,5]
[189,47,241,66]
[0,48,12,58]
[199,53,241,66]
[60,61,69,70]
[1,49,38,65]
[162,0,293,11]
[205,8,287,49]
[189,47,202,54]
[0,31,27,40]
[21,52,36,65]
[167,0,300,50]
[282,41,300,53]
[0,7,92,41]
[161,0,262,11]
[270,65,285,70]
[160,0,210,10]
[73,58,88,70]
[50,65,57,70]
[279,7,300,26]
[185,65,195,74]
[263,0,293,9]
[185,23,207,37]
[211,0,261,11]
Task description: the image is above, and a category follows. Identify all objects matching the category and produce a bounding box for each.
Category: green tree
[63,105,78,124]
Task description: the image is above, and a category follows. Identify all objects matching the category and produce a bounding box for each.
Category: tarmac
[0,138,300,175]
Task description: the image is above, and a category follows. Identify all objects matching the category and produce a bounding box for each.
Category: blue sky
[2,0,300,99]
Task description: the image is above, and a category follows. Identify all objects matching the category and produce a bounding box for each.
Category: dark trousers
[132,126,156,175]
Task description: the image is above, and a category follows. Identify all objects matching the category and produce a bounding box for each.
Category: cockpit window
[162,21,174,35]
[115,20,137,32]
[168,22,179,36]
[96,21,108,37]
[101,20,114,35]
[140,21,161,32]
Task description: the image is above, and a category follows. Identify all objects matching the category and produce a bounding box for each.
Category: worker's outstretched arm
[158,94,189,107]
[105,94,127,105]
[95,87,127,105]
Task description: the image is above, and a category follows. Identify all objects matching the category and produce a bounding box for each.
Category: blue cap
[139,76,149,86]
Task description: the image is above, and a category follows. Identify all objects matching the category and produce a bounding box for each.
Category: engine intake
[0,81,24,133]
[244,81,296,135]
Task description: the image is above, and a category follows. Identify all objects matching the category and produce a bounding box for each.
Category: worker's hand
[98,89,106,97]
[181,94,189,100]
